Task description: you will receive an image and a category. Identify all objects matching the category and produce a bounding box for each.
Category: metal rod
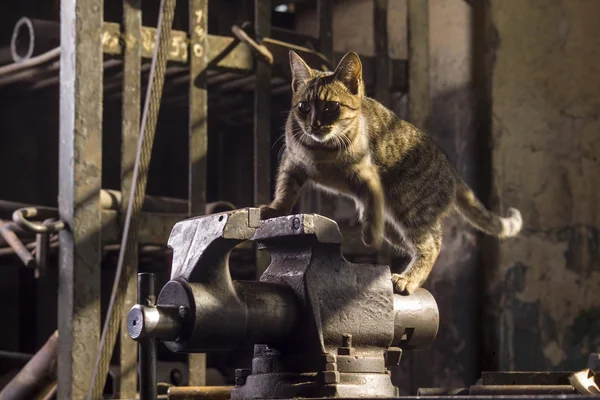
[188,0,209,385]
[119,0,142,396]
[0,331,58,400]
[0,350,34,363]
[469,385,577,395]
[374,0,390,107]
[0,47,60,77]
[167,386,233,400]
[138,273,157,400]
[0,221,36,268]
[310,0,335,218]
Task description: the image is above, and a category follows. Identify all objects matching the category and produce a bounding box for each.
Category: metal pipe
[469,385,577,395]
[138,273,158,400]
[0,220,36,268]
[0,350,34,363]
[10,17,60,62]
[0,47,60,77]
[0,331,58,400]
[417,387,469,395]
[167,386,233,400]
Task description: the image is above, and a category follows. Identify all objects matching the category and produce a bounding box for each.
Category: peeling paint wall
[485,0,600,371]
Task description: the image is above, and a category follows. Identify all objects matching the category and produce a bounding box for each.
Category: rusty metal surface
[188,0,209,385]
[0,331,58,400]
[102,21,252,69]
[119,0,142,396]
[58,0,103,397]
[167,385,233,400]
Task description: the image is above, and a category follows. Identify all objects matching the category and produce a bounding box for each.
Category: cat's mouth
[307,127,334,143]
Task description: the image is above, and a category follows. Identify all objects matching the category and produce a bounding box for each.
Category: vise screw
[128,208,440,399]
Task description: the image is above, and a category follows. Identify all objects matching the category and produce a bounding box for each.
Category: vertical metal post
[374,0,390,107]
[317,0,333,61]
[188,0,208,386]
[407,0,430,131]
[373,0,391,266]
[120,0,142,397]
[254,0,272,278]
[58,0,103,398]
[138,273,157,400]
[312,0,335,219]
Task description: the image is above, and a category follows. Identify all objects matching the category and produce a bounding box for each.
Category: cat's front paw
[259,205,286,220]
[391,273,420,295]
[361,225,383,249]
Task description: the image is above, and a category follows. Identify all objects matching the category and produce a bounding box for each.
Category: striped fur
[261,51,523,294]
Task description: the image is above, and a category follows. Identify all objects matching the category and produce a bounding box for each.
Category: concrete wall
[484,0,600,371]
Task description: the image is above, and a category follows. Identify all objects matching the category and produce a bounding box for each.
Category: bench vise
[128,208,439,399]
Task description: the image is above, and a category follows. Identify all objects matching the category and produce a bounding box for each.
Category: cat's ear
[289,51,313,92]
[333,52,363,95]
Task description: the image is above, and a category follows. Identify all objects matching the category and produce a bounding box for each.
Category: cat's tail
[454,182,522,238]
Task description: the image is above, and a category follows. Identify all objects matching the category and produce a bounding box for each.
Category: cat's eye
[324,101,340,113]
[297,102,311,114]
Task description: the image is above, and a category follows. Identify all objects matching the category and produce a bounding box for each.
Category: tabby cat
[260,51,522,295]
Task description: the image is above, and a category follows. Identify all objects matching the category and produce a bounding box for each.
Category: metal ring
[12,207,65,234]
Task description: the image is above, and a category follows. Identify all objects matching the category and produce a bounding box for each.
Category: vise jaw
[127,208,440,399]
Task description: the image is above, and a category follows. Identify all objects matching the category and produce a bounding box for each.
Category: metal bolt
[234,368,251,387]
[235,368,251,378]
[178,306,189,319]
[292,217,300,230]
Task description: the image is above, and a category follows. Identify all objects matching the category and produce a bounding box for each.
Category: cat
[260,50,523,295]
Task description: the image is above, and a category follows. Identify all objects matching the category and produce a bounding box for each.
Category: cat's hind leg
[391,223,442,295]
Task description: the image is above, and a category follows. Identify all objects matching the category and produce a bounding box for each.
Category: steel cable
[86,0,177,398]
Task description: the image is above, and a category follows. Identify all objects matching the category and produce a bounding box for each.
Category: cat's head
[288,51,364,145]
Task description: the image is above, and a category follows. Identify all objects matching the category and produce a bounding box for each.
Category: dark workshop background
[0,0,598,395]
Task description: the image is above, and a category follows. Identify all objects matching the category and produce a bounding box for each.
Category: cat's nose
[311,120,321,128]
